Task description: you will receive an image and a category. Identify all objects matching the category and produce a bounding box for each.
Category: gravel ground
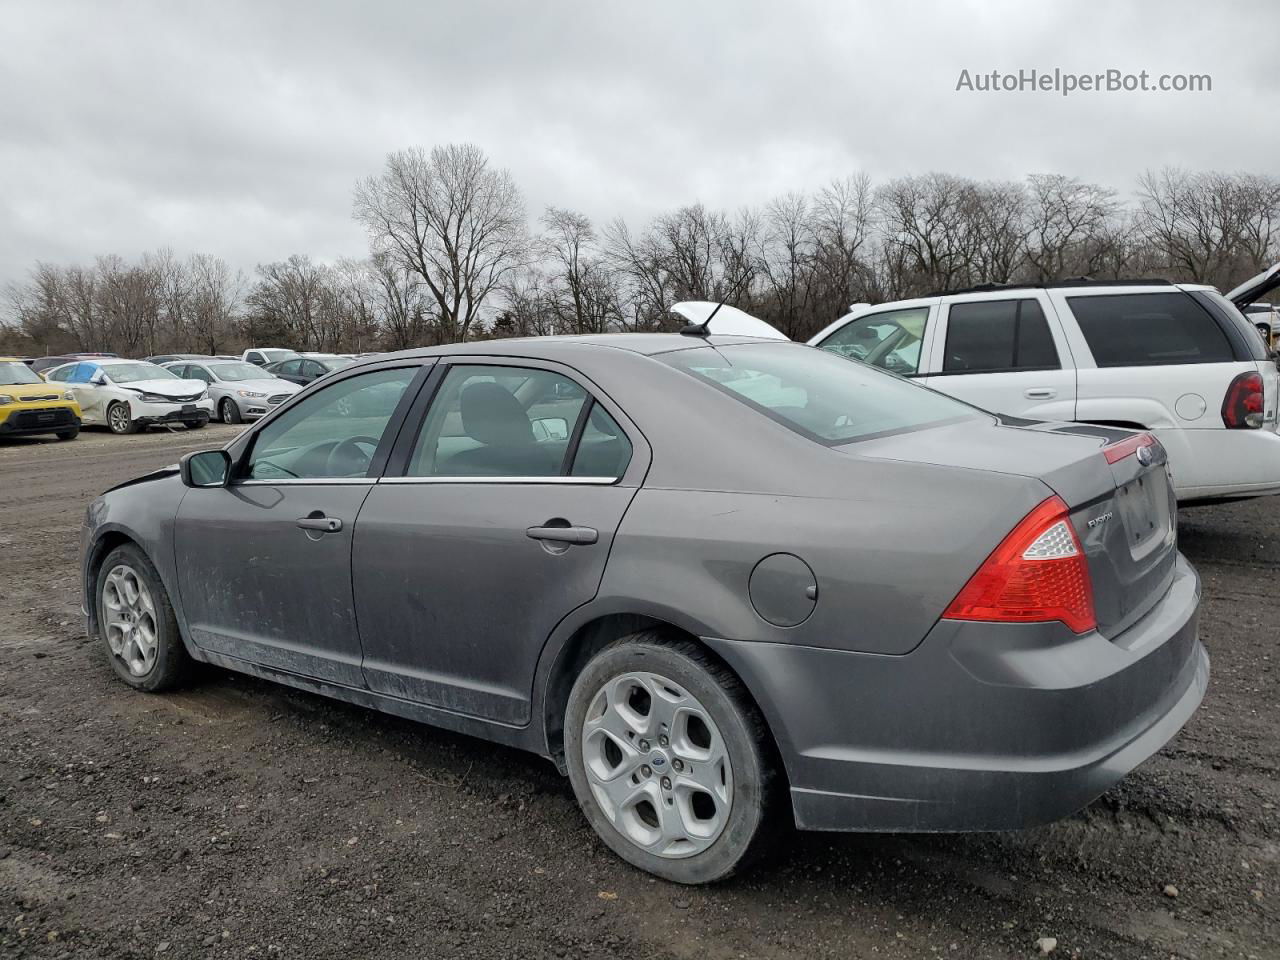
[0,424,1276,959]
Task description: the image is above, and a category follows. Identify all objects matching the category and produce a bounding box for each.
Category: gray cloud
[1,0,1274,286]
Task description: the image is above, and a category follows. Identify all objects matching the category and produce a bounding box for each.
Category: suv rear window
[1068,292,1235,367]
[661,342,981,444]
[942,299,1058,374]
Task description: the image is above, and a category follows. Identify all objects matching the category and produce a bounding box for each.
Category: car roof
[367,333,776,363]
[928,278,1180,297]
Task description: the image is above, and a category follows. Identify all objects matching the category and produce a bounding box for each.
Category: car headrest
[460,382,534,446]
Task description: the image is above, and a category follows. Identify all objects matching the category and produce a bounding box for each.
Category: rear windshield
[661,342,982,444]
[1067,292,1235,367]
[0,361,43,386]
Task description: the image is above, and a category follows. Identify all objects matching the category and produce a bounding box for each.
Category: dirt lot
[0,425,1276,959]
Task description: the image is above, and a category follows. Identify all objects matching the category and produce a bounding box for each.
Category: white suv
[802,265,1280,503]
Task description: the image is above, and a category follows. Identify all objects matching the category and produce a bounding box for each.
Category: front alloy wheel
[102,564,159,677]
[565,634,778,884]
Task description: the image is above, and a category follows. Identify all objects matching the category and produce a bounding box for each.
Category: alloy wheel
[108,404,130,433]
[580,671,732,859]
[101,564,159,677]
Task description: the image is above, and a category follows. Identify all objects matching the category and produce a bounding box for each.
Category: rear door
[920,293,1077,420]
[351,357,649,725]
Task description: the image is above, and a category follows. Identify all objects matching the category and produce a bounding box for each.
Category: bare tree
[353,143,529,343]
[540,207,619,335]
[1024,175,1120,281]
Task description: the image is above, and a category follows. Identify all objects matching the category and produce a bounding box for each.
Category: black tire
[564,632,779,884]
[55,425,79,441]
[94,543,194,692]
[183,419,206,430]
[220,398,242,424]
[107,401,141,435]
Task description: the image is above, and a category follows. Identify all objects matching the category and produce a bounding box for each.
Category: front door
[174,363,426,685]
[352,360,645,724]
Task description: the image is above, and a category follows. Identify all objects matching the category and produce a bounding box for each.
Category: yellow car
[0,357,82,440]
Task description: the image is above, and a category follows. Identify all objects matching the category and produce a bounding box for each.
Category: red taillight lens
[943,496,1096,634]
[1222,371,1264,429]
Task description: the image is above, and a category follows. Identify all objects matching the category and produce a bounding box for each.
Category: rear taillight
[943,496,1096,634]
[1222,371,1264,429]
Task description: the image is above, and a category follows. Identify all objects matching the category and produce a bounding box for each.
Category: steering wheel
[324,435,378,477]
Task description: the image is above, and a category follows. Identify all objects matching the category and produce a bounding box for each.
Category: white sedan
[44,358,215,435]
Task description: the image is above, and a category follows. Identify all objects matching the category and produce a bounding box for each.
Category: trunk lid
[850,417,1177,638]
[1225,260,1280,308]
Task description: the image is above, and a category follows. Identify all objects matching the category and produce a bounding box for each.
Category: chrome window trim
[234,478,376,487]
[379,475,620,486]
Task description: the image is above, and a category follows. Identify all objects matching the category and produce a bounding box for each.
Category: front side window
[68,362,100,384]
[663,342,981,444]
[942,299,1059,373]
[187,366,214,383]
[276,359,301,376]
[0,361,43,386]
[243,367,417,480]
[408,365,592,478]
[1068,292,1235,367]
[46,365,75,382]
[816,307,929,376]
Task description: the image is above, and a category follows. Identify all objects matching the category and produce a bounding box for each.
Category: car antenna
[679,269,752,337]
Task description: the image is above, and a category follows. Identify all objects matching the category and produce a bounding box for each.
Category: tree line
[4,143,1279,357]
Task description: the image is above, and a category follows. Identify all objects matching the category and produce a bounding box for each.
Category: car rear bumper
[705,552,1205,832]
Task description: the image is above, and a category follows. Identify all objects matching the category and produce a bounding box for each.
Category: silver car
[81,334,1206,883]
[163,359,300,424]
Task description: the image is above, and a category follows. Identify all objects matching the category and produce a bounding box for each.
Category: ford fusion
[81,335,1206,883]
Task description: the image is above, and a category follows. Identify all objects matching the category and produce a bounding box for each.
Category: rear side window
[1068,293,1235,367]
[662,342,981,445]
[942,299,1059,373]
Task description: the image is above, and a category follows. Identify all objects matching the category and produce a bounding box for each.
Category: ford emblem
[1135,444,1154,466]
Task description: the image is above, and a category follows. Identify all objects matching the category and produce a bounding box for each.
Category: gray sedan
[163,359,300,423]
[81,334,1205,883]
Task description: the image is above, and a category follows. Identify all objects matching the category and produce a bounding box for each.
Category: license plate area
[1115,469,1170,561]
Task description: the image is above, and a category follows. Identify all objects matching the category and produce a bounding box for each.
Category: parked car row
[1,347,326,440]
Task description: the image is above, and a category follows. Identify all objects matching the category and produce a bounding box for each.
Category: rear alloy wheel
[107,401,140,434]
[220,397,242,424]
[96,544,192,692]
[565,633,778,884]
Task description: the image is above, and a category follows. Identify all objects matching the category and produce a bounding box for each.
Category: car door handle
[296,515,342,533]
[526,524,598,545]
[1024,387,1057,399]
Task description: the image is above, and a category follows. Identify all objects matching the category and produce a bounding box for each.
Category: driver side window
[816,307,930,376]
[242,367,418,481]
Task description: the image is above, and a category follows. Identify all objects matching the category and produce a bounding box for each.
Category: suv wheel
[95,544,193,692]
[564,633,778,883]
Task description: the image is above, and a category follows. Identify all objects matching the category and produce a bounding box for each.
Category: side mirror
[531,417,569,442]
[180,449,232,488]
[90,372,108,385]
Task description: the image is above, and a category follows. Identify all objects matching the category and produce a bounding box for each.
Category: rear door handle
[1024,387,1057,399]
[296,515,342,533]
[526,524,598,545]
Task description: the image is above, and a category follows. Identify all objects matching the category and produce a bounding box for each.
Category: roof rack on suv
[925,277,1178,297]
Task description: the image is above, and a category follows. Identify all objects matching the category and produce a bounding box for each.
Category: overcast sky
[1,0,1274,287]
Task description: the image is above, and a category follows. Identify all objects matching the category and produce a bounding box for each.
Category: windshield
[0,361,43,386]
[103,362,178,384]
[207,361,269,382]
[320,357,355,371]
[661,342,982,444]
